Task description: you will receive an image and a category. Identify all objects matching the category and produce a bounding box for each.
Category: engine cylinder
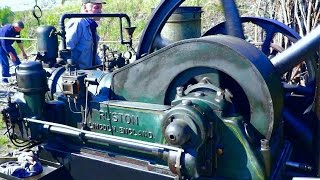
[154,6,202,49]
[16,61,48,118]
[161,6,202,43]
[36,25,58,65]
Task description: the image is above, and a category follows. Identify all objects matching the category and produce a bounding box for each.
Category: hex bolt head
[199,77,210,84]
[260,139,270,150]
[216,148,224,155]
[215,90,224,102]
[176,86,184,97]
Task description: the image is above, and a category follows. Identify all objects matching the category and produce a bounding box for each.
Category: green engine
[1,0,320,179]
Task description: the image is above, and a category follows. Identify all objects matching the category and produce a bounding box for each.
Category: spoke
[261,29,276,56]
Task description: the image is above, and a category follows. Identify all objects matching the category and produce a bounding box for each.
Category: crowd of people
[0,0,105,84]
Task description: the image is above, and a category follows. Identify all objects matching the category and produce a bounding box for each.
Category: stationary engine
[1,0,320,179]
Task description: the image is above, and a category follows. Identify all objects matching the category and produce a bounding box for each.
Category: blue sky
[0,0,67,12]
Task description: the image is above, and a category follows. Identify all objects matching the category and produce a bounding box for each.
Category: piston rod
[25,118,182,155]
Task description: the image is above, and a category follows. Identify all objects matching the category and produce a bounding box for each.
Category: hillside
[0,0,71,12]
[9,0,254,54]
[1,0,318,58]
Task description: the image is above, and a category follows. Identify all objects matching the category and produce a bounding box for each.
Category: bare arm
[8,52,16,61]
[17,42,28,59]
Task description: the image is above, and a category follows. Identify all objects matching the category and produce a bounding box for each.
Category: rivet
[216,148,224,155]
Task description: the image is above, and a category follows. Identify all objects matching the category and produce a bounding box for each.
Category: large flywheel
[112,35,283,139]
[203,16,317,115]
[203,16,318,154]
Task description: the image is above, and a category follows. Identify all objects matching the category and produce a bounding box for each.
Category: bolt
[215,90,224,102]
[176,86,184,97]
[199,77,211,84]
[216,148,224,155]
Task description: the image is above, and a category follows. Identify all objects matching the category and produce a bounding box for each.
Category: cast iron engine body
[1,0,320,179]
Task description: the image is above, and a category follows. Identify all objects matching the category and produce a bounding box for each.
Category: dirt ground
[0,66,19,155]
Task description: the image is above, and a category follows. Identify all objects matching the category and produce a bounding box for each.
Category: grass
[0,114,9,146]
[0,114,9,147]
[9,0,230,54]
[0,136,9,146]
[0,114,14,153]
[0,114,4,130]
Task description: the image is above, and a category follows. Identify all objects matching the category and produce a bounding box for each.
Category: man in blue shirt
[65,0,104,69]
[0,21,27,83]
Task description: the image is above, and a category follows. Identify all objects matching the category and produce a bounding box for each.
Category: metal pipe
[59,13,132,49]
[286,161,313,172]
[220,0,245,39]
[271,25,320,74]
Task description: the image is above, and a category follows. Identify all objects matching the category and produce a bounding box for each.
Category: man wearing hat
[65,0,105,69]
[0,21,27,83]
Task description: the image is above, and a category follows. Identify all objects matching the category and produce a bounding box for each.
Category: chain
[32,0,42,26]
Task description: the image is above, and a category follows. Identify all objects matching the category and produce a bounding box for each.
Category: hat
[13,21,24,29]
[82,0,106,4]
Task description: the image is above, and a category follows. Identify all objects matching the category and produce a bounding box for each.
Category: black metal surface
[271,141,292,179]
[38,144,175,180]
[219,0,245,39]
[48,66,66,95]
[36,26,58,65]
[282,107,313,154]
[59,13,132,49]
[68,153,175,180]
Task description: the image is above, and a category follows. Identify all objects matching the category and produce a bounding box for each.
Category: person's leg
[11,51,21,66]
[0,49,10,83]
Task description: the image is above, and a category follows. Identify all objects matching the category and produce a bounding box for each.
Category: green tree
[0,6,14,26]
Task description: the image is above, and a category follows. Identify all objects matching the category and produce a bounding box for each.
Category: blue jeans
[0,47,20,78]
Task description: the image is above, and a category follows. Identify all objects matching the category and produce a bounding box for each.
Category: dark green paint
[90,101,169,143]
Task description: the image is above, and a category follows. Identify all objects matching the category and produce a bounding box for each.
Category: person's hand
[9,53,16,62]
[22,52,28,59]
